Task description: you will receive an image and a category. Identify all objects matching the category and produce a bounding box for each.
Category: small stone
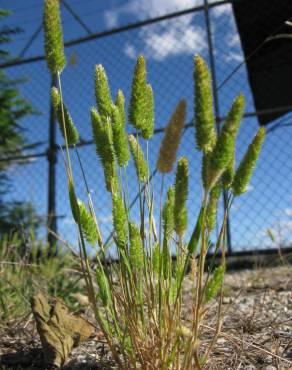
[263,366,277,370]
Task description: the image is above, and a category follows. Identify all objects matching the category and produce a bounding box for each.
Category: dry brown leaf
[31,292,94,368]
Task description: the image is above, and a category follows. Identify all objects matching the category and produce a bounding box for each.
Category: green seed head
[96,267,111,307]
[68,174,79,223]
[128,55,147,131]
[222,155,235,189]
[174,157,188,239]
[157,100,186,173]
[129,222,144,269]
[204,265,225,303]
[111,104,130,167]
[112,192,128,249]
[209,94,245,186]
[91,107,117,192]
[162,187,174,279]
[206,184,221,233]
[78,200,100,246]
[232,127,265,196]
[51,87,79,145]
[115,89,126,126]
[194,55,216,153]
[95,64,112,121]
[43,0,66,74]
[141,84,154,140]
[128,134,148,182]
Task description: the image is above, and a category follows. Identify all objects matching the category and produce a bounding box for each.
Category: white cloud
[104,0,202,28]
[284,208,292,217]
[124,15,206,60]
[210,3,231,17]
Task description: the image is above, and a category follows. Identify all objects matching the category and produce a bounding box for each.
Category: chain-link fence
[1,0,292,254]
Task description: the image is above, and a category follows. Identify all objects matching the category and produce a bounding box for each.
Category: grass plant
[42,1,266,368]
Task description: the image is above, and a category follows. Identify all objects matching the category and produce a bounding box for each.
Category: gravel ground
[1,266,291,370]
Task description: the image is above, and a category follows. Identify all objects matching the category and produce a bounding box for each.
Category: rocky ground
[1,266,291,370]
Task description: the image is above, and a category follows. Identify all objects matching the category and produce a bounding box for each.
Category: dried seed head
[174,157,188,239]
[157,100,186,173]
[194,55,216,153]
[128,134,148,182]
[43,0,66,74]
[232,127,265,196]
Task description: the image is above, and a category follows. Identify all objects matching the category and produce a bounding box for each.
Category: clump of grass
[43,1,266,368]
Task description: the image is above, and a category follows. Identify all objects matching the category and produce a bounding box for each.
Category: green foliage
[68,174,79,223]
[128,134,148,182]
[232,127,265,196]
[91,107,117,192]
[128,55,147,131]
[0,232,82,324]
[174,157,188,239]
[204,265,225,303]
[193,55,216,153]
[94,64,113,121]
[51,87,79,145]
[111,103,130,167]
[0,11,37,234]
[43,0,66,74]
[156,100,186,173]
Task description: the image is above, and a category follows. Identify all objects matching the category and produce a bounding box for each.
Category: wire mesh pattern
[1,0,292,253]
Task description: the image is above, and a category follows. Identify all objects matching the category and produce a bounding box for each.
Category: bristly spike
[128,134,148,182]
[95,64,113,121]
[43,0,66,74]
[78,200,100,246]
[111,104,130,167]
[209,94,245,187]
[174,157,188,239]
[206,184,221,233]
[115,89,126,126]
[204,265,225,303]
[129,222,144,269]
[157,100,186,173]
[232,127,265,196]
[194,55,216,153]
[141,84,154,140]
[162,187,174,279]
[128,55,147,131]
[91,107,117,192]
[51,87,79,145]
[112,192,128,249]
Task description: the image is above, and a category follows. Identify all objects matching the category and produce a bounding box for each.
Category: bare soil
[1,266,291,370]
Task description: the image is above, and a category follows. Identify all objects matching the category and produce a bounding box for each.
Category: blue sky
[1,0,292,253]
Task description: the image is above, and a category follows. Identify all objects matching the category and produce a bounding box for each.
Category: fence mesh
[1,0,292,253]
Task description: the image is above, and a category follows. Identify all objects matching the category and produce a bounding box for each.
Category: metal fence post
[203,0,233,254]
[47,75,58,253]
